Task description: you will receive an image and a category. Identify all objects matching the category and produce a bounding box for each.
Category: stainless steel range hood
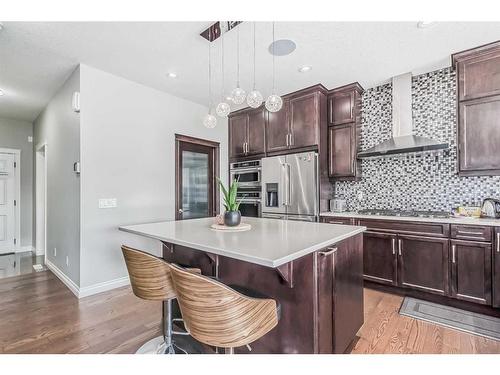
[358,73,448,158]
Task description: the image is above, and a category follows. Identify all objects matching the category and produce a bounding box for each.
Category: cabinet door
[247,108,266,155]
[494,229,500,308]
[363,231,397,285]
[328,123,356,178]
[229,113,248,158]
[289,92,319,149]
[397,235,449,296]
[457,50,500,101]
[459,95,500,175]
[266,99,290,153]
[328,91,355,125]
[450,240,492,305]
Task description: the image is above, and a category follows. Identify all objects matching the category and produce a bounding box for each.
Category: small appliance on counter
[481,198,500,218]
[330,198,347,213]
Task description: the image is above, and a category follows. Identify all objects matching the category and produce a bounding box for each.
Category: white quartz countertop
[320,211,500,227]
[119,217,366,268]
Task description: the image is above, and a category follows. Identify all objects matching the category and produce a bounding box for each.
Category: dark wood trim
[175,134,220,220]
[327,81,365,94]
[451,40,500,67]
[357,219,450,238]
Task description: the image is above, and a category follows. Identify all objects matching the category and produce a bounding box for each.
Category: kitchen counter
[120,216,366,354]
[119,216,366,268]
[321,211,500,226]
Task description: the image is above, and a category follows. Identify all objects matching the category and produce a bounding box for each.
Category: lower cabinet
[450,239,492,305]
[363,231,398,286]
[398,235,449,296]
[494,228,500,308]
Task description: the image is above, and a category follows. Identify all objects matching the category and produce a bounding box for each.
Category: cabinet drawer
[321,216,353,225]
[358,219,450,238]
[451,224,492,242]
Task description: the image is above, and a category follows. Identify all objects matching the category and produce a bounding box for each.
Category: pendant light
[247,22,264,108]
[203,31,217,128]
[265,22,283,113]
[216,28,231,117]
[230,25,246,105]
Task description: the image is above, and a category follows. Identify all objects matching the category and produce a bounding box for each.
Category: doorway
[175,134,219,220]
[0,149,20,254]
[35,144,47,263]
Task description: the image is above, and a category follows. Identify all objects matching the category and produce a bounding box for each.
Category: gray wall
[79,64,228,289]
[0,117,33,248]
[34,66,81,285]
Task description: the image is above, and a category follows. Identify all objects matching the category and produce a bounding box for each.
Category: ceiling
[1,22,500,122]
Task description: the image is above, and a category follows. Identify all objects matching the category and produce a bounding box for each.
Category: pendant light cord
[208,30,212,111]
[253,22,256,90]
[221,29,225,99]
[237,25,240,87]
[272,22,276,94]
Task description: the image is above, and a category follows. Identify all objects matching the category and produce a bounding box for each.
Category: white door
[0,153,16,254]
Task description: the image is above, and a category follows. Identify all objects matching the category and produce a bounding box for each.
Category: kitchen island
[119,217,366,354]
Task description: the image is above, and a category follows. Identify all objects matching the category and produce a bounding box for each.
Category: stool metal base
[135,336,188,354]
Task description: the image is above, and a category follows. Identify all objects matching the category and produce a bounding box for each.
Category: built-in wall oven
[230,160,262,217]
[229,160,261,187]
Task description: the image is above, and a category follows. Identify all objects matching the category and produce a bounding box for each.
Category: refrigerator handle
[286,163,292,206]
[281,163,287,206]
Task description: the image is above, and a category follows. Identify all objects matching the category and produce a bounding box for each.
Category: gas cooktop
[357,209,451,219]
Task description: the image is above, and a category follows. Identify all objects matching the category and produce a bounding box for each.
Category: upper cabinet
[453,41,500,176]
[266,98,290,153]
[327,83,363,180]
[228,107,266,159]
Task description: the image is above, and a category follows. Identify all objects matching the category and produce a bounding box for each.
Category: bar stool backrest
[122,245,176,301]
[169,263,279,349]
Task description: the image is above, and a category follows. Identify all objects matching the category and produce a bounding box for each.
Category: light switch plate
[99,198,117,209]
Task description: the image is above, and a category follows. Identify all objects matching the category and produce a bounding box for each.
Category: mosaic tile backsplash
[334,67,500,212]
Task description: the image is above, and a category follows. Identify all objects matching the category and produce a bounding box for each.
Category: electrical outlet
[357,191,364,201]
[99,198,117,209]
[66,256,69,267]
[54,247,57,257]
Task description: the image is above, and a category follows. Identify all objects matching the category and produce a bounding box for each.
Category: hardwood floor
[1,270,499,354]
[351,288,500,354]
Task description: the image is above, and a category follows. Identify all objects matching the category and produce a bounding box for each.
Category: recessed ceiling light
[0,89,4,96]
[417,21,436,29]
[167,72,177,79]
[269,39,296,56]
[298,65,312,73]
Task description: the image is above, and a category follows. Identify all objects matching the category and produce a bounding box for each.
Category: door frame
[175,134,220,220]
[35,142,48,262]
[0,148,21,252]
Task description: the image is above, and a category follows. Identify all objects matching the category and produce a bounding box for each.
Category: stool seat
[229,284,282,320]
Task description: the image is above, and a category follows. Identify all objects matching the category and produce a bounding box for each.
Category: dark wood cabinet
[228,107,266,159]
[398,235,449,296]
[453,41,500,176]
[450,239,492,305]
[458,95,500,175]
[494,228,500,308]
[320,216,353,225]
[363,231,398,286]
[327,83,363,180]
[328,90,355,125]
[289,92,320,149]
[328,123,356,177]
[266,98,290,153]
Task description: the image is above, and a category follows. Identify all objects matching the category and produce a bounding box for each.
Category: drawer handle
[392,238,396,255]
[497,233,500,253]
[398,239,402,256]
[452,244,456,263]
[457,230,484,236]
[329,221,346,225]
[319,247,338,256]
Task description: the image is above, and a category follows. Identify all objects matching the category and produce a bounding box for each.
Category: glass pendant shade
[216,101,231,117]
[247,90,263,108]
[203,113,217,128]
[265,94,283,113]
[231,87,246,105]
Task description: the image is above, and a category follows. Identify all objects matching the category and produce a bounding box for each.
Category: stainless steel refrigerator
[261,151,319,222]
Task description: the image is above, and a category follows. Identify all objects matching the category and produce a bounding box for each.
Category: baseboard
[78,276,130,298]
[34,248,45,256]
[45,259,80,298]
[14,246,35,253]
[45,259,130,299]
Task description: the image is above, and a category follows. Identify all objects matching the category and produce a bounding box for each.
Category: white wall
[0,117,34,249]
[79,64,228,290]
[34,66,81,285]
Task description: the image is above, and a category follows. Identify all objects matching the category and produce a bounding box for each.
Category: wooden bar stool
[121,245,197,354]
[168,263,280,354]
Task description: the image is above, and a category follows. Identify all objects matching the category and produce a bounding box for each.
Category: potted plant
[217,178,243,227]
